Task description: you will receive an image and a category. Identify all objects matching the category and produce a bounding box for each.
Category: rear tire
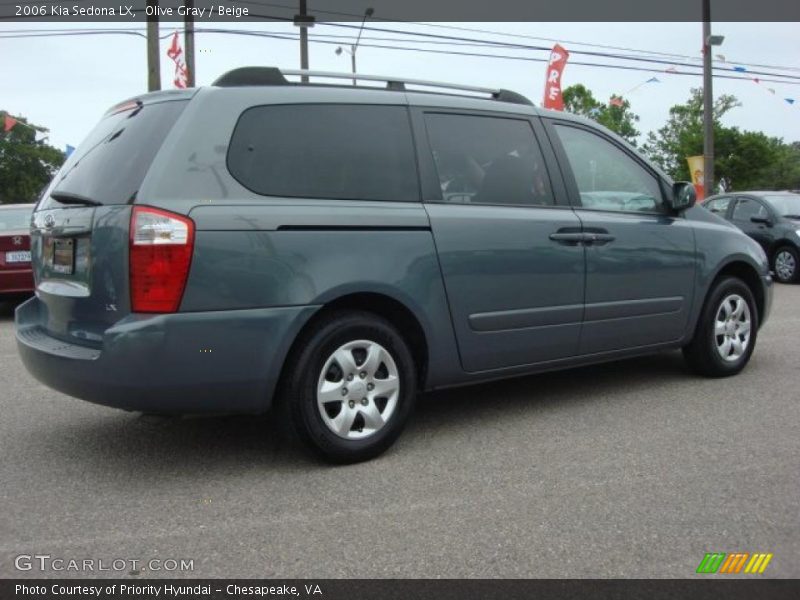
[682,277,758,377]
[772,246,799,284]
[280,310,417,463]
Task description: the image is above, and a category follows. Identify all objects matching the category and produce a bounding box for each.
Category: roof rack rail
[212,67,532,106]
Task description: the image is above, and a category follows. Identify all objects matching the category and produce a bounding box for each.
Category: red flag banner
[166,31,189,89]
[3,115,17,132]
[542,44,570,111]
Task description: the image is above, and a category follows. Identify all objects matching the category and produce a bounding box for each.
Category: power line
[2,22,800,86]
[232,0,800,73]
[309,20,800,81]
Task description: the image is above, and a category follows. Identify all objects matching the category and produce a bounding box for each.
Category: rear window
[0,207,32,231]
[40,100,187,209]
[227,104,419,202]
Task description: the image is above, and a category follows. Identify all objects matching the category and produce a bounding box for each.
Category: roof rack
[212,67,532,106]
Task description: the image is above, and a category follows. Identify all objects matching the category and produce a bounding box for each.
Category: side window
[553,124,665,213]
[424,113,554,207]
[227,104,418,202]
[705,196,732,215]
[732,198,767,221]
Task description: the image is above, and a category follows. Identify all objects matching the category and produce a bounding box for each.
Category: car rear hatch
[29,93,191,346]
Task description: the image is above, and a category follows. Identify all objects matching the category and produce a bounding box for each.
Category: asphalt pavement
[1,286,798,578]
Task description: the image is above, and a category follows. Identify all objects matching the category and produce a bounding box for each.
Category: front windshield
[0,207,32,231]
[763,194,800,218]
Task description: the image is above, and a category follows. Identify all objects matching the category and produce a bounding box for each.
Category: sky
[1,21,799,151]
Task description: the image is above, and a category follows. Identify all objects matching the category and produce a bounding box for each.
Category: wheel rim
[714,294,752,362]
[316,340,400,440]
[775,251,796,281]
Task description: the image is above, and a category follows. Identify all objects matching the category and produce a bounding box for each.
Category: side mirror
[669,182,696,212]
[750,215,772,226]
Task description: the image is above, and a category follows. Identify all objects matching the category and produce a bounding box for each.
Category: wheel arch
[276,291,431,397]
[770,241,799,262]
[705,259,766,326]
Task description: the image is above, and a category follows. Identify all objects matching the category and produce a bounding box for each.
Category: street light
[335,7,373,85]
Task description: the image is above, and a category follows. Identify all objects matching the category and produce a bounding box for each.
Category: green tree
[562,84,641,145]
[642,89,800,191]
[0,111,65,204]
[641,88,739,184]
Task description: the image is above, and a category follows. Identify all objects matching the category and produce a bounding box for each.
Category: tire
[682,277,758,377]
[280,310,417,463]
[772,245,799,284]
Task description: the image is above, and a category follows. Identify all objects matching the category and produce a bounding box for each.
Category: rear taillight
[129,206,195,313]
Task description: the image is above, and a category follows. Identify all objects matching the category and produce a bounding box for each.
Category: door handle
[549,231,616,246]
[584,232,615,245]
[549,232,586,245]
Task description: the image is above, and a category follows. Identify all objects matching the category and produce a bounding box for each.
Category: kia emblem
[44,214,55,229]
[12,236,23,246]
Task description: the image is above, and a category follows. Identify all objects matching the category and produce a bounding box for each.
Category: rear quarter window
[227,104,419,202]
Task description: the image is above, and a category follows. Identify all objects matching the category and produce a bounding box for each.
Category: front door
[730,196,774,254]
[415,110,585,372]
[545,120,696,355]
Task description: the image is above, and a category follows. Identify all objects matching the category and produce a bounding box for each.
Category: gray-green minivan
[16,68,772,462]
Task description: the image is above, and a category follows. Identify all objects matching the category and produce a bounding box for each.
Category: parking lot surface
[1,287,798,578]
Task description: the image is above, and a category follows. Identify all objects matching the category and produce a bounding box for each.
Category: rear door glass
[40,100,188,209]
[423,112,554,207]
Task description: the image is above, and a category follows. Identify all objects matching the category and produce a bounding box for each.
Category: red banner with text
[542,44,570,111]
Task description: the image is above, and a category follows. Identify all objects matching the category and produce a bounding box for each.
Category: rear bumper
[0,268,33,295]
[15,297,318,414]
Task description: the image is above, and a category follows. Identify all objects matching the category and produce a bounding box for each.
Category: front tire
[772,246,799,284]
[682,277,758,377]
[281,311,417,463]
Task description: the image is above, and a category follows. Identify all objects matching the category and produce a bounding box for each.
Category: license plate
[49,238,75,275]
[5,250,31,263]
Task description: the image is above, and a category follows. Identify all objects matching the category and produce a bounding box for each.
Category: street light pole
[337,7,373,85]
[702,0,714,196]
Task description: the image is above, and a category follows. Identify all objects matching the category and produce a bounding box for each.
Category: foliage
[0,111,65,205]
[641,88,739,183]
[641,88,800,191]
[562,84,641,145]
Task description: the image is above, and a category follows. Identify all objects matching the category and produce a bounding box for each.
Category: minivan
[16,67,773,462]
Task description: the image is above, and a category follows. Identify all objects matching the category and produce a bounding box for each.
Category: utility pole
[146,0,161,91]
[702,0,714,196]
[184,0,195,87]
[296,0,310,82]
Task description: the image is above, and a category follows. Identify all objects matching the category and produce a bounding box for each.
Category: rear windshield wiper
[781,214,800,219]
[49,192,102,207]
